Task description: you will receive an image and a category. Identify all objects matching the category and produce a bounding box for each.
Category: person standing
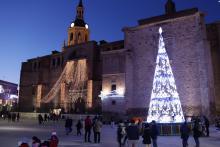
[76,119,82,136]
[44,114,48,122]
[126,119,139,147]
[180,121,190,147]
[50,132,59,147]
[150,120,159,147]
[110,117,115,128]
[12,113,16,122]
[8,112,11,122]
[84,115,92,142]
[94,118,102,143]
[65,117,73,135]
[38,114,43,125]
[16,112,20,122]
[142,123,151,147]
[32,136,41,147]
[203,116,210,137]
[117,122,124,147]
[193,119,201,147]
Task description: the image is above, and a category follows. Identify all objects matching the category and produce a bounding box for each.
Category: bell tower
[68,0,90,46]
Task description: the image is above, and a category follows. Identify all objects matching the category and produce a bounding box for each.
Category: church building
[19,0,220,118]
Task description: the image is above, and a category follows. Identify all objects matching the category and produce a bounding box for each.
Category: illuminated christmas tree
[147,27,185,123]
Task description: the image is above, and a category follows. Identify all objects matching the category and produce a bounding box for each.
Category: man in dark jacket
[126,119,139,147]
[65,117,73,135]
[203,116,210,137]
[150,120,158,147]
[193,119,201,147]
[180,121,190,147]
[84,115,92,142]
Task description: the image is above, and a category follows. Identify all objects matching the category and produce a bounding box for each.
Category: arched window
[85,34,88,42]
[78,32,81,43]
[70,33,73,41]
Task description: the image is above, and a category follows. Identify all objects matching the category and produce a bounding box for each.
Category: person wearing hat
[32,136,41,147]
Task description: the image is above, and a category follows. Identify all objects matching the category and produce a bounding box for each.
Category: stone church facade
[19,0,220,117]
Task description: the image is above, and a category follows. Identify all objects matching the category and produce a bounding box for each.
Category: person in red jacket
[19,143,29,147]
[84,115,92,142]
[49,132,59,147]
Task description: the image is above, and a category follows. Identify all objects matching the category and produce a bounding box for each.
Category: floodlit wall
[124,12,214,117]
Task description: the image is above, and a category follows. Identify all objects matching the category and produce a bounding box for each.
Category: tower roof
[74,18,86,27]
[78,0,83,7]
[165,0,176,14]
[72,0,87,27]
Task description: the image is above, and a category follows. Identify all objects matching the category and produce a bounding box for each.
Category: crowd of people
[18,132,59,147]
[0,111,20,122]
[37,113,61,125]
[117,119,159,147]
[116,115,210,147]
[64,115,103,143]
[8,113,215,147]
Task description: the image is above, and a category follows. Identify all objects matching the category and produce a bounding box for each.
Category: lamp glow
[85,24,89,29]
[71,23,75,28]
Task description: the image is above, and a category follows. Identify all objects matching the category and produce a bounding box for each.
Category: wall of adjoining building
[100,46,126,114]
[207,22,220,114]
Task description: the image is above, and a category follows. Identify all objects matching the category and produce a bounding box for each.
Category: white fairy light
[147,27,185,123]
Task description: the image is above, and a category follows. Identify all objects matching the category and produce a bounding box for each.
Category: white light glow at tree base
[147,27,185,123]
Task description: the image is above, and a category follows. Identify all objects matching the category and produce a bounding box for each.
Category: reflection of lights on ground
[0,126,48,132]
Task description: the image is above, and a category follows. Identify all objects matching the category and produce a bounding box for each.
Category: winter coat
[204,117,210,127]
[126,124,139,140]
[193,123,202,138]
[65,118,73,128]
[85,117,92,130]
[180,123,190,139]
[142,128,151,144]
[117,125,124,142]
[94,120,102,132]
[76,121,82,129]
[49,135,59,147]
[150,124,159,139]
[20,143,29,147]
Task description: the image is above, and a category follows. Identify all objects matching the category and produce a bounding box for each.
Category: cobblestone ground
[0,119,220,147]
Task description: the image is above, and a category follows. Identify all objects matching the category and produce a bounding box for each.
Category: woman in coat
[142,123,151,147]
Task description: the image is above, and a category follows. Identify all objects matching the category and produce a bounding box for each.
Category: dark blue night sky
[0,0,219,83]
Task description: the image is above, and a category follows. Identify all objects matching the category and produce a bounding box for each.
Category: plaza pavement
[0,119,220,147]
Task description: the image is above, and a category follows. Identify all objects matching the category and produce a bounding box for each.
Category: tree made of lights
[147,27,185,123]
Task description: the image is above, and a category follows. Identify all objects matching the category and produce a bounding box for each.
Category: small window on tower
[85,35,88,41]
[70,33,73,41]
[78,33,81,43]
